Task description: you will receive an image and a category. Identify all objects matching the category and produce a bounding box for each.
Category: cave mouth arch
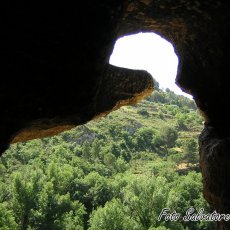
[109,32,192,99]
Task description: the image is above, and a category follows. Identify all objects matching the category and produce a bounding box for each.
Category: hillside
[0,88,215,230]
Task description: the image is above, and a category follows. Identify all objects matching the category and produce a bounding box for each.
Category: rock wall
[2,1,230,229]
[199,125,230,229]
[1,1,126,152]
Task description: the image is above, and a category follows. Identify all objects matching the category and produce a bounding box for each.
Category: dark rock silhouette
[2,1,230,229]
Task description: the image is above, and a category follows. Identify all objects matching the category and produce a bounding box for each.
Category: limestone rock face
[2,1,230,229]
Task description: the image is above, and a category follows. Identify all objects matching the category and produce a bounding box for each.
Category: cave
[109,32,189,98]
[2,1,230,229]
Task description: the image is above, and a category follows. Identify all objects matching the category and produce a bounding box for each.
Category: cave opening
[109,32,192,99]
[0,32,212,229]
[108,32,203,171]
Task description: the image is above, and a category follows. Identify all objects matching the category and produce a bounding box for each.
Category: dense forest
[0,86,215,230]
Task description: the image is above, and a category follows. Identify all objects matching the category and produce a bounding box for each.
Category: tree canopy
[0,88,213,229]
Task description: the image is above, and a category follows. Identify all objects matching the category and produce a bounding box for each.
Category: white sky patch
[109,32,192,99]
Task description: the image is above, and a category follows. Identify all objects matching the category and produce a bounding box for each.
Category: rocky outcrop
[94,64,154,118]
[10,65,153,145]
[2,1,230,229]
[199,124,230,230]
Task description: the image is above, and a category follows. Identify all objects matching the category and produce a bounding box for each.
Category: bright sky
[109,32,192,99]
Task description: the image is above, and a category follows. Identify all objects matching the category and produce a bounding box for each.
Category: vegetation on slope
[0,87,215,230]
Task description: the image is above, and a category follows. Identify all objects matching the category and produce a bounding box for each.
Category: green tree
[82,142,91,159]
[183,139,199,164]
[47,162,76,194]
[12,171,41,230]
[103,153,116,168]
[31,182,85,230]
[158,126,178,149]
[122,176,170,229]
[0,203,17,230]
[151,91,166,103]
[89,198,138,230]
[79,172,113,211]
[111,144,121,158]
[176,113,187,130]
[167,172,214,230]
[91,139,101,160]
[115,157,128,173]
[135,127,155,151]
